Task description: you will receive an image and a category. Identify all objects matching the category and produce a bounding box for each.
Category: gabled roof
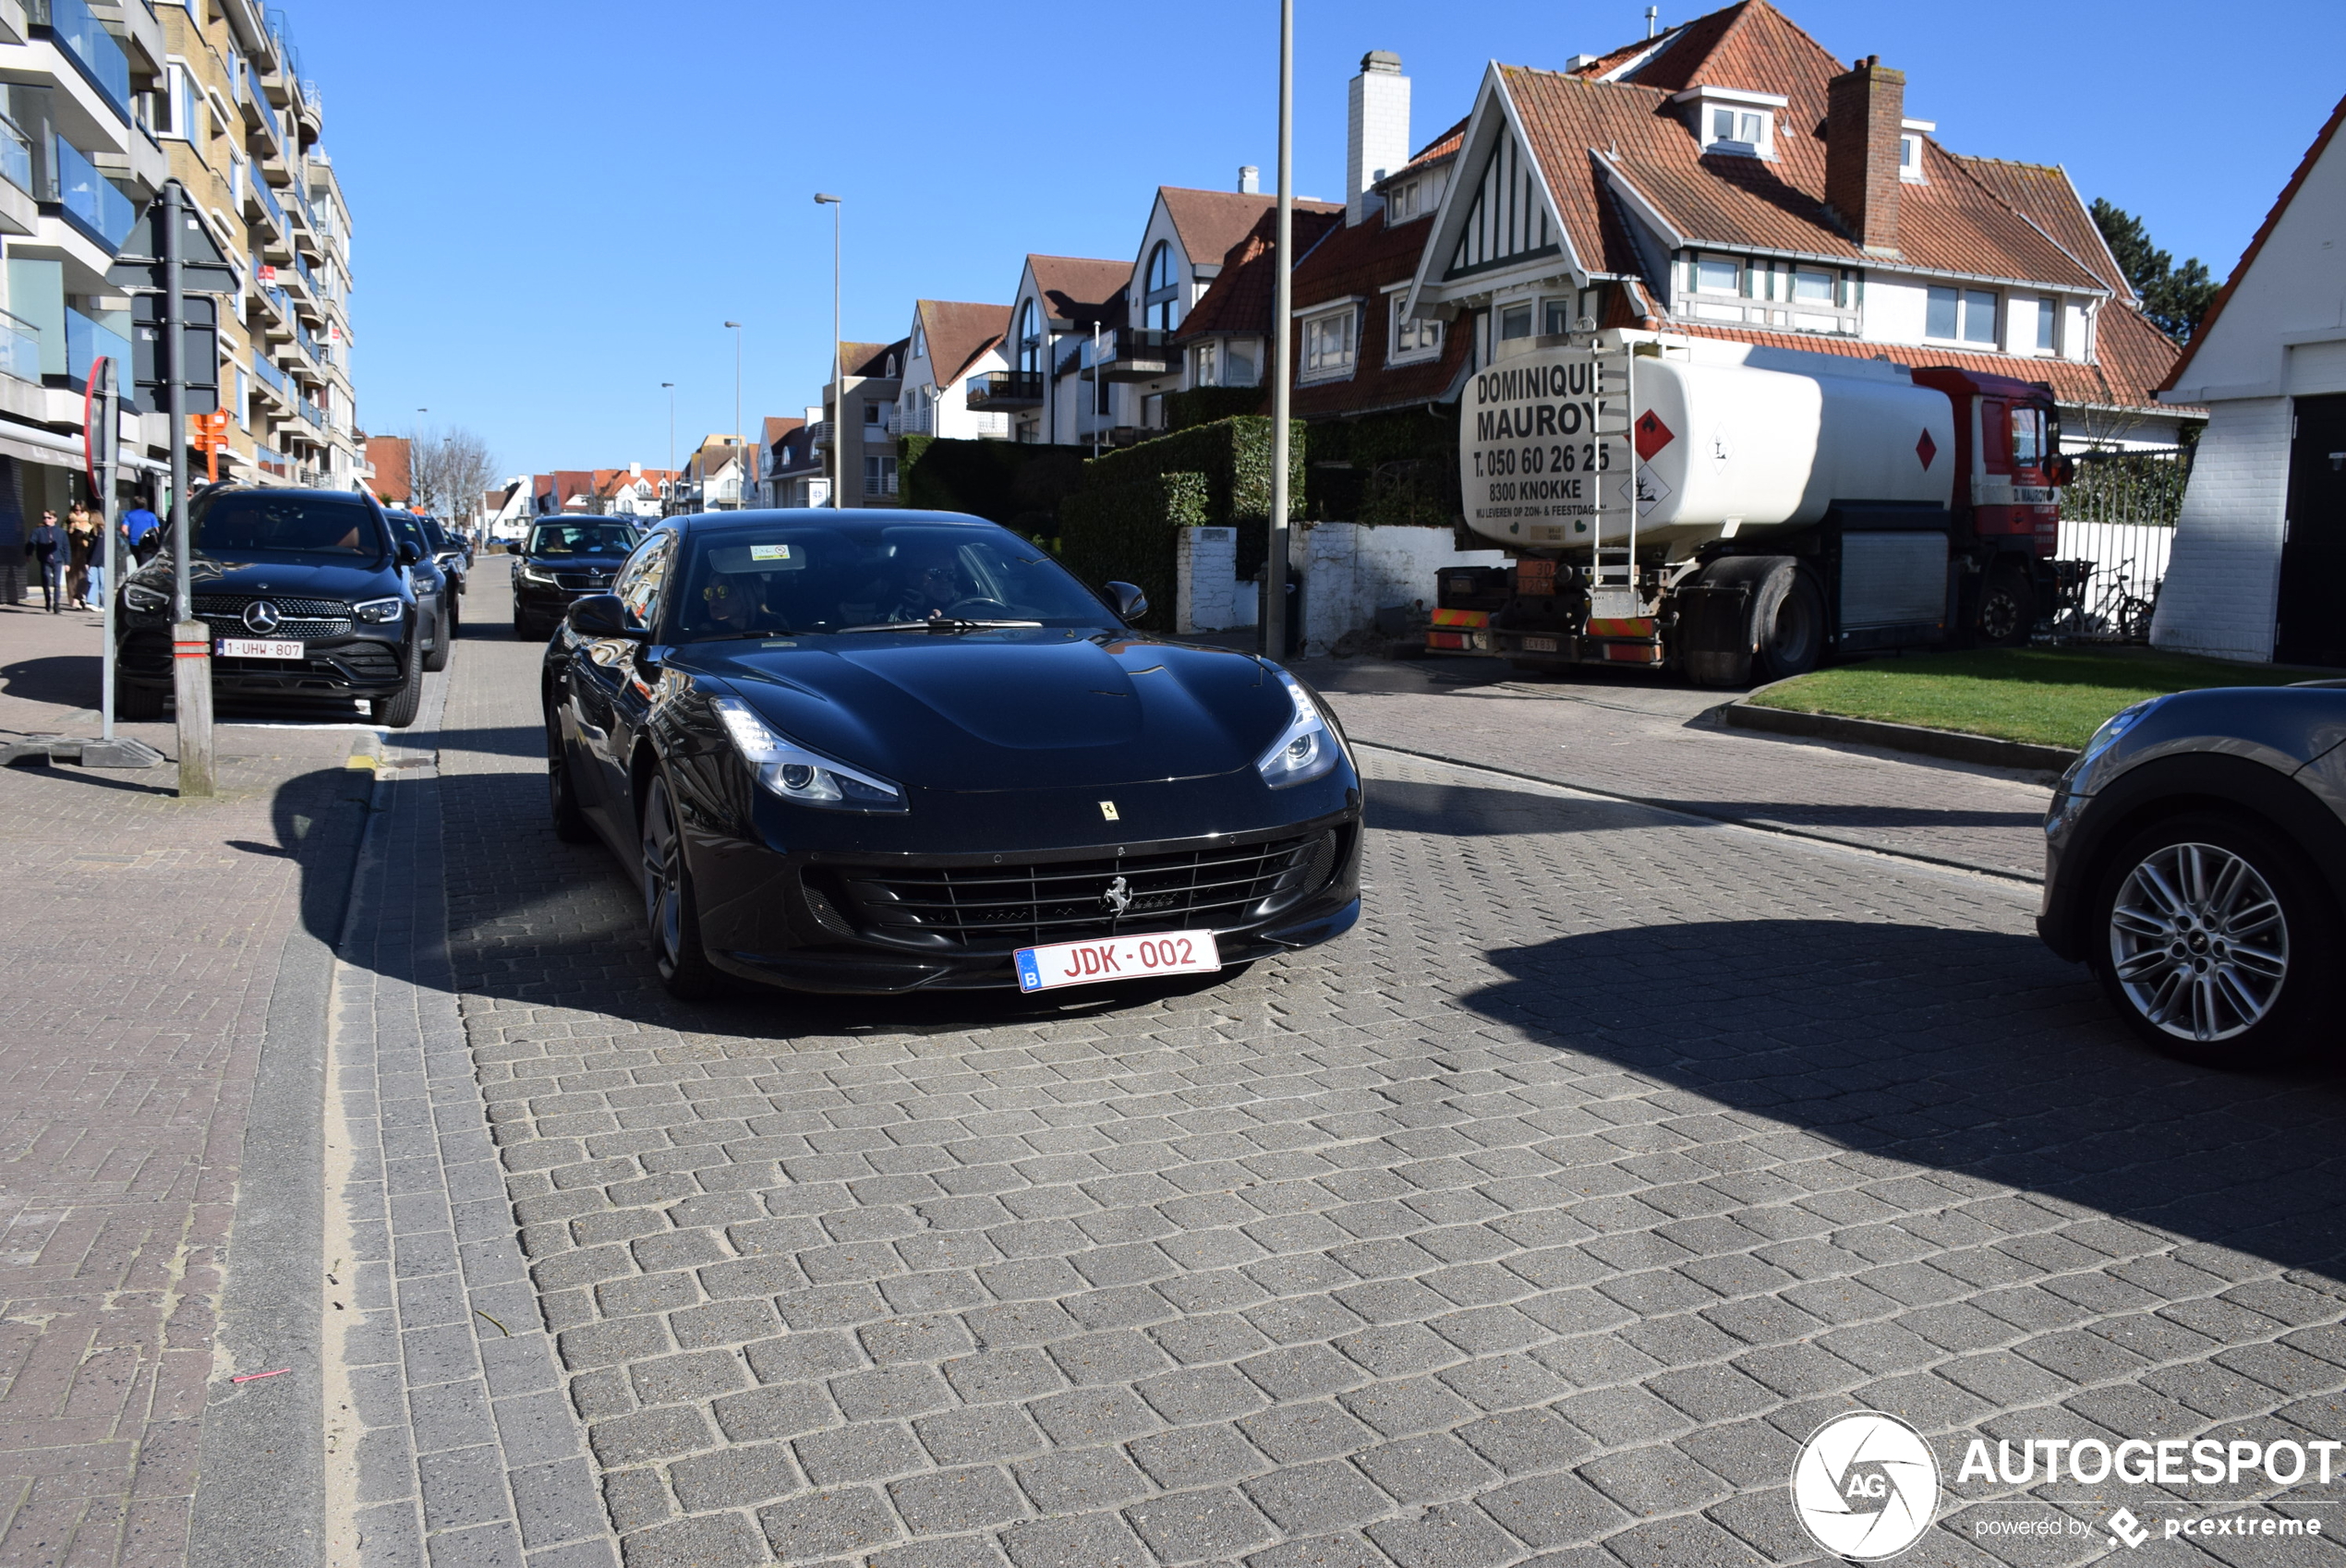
[912,302,1013,391]
[762,416,804,446]
[1954,157,2130,295]
[2160,90,2346,394]
[1499,26,2105,289]
[1396,117,1468,175]
[1173,206,1344,344]
[1155,187,1342,272]
[1025,256,1131,328]
[840,339,907,380]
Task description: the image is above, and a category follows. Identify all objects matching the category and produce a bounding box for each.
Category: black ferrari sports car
[542,509,1362,999]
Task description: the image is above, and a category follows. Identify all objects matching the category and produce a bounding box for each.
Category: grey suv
[2038,684,2346,1065]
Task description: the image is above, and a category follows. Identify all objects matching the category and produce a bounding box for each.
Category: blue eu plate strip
[1014,948,1042,992]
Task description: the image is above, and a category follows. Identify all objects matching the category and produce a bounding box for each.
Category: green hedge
[1077,416,1302,582]
[898,436,1087,538]
[1056,472,1207,633]
[1300,406,1462,528]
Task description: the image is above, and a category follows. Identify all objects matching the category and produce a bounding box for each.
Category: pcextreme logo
[1790,1411,1941,1560]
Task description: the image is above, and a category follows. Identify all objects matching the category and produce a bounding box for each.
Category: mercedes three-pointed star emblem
[243,600,282,633]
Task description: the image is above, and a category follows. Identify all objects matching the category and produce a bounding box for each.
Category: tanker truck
[1447,332,2070,686]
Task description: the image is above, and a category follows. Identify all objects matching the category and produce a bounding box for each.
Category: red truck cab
[1909,367,2063,557]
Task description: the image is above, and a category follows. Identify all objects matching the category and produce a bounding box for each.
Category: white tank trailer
[1449,332,2066,687]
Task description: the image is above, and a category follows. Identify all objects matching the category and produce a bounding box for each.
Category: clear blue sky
[293,0,2345,478]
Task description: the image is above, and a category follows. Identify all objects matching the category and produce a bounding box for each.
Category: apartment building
[813,338,905,507]
[154,0,362,489]
[0,0,173,585]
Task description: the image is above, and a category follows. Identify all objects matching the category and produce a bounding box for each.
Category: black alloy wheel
[545,706,593,844]
[2090,811,2334,1067]
[639,772,723,999]
[115,671,164,722]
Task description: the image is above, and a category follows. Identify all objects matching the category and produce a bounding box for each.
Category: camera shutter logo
[1790,1411,1940,1560]
[243,600,282,634]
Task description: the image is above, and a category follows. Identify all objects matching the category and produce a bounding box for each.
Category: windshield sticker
[750,544,792,561]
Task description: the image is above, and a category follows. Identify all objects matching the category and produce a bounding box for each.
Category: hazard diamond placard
[1634,409,1675,463]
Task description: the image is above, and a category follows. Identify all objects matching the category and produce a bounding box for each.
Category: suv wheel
[2091,811,2335,1067]
[423,604,453,671]
[546,706,594,844]
[370,637,423,729]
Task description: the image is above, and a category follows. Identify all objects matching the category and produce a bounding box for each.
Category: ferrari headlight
[1256,668,1341,789]
[351,597,404,623]
[122,582,169,613]
[710,695,904,812]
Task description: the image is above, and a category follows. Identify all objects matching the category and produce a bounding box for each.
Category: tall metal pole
[1264,0,1294,660]
[97,357,117,739]
[164,182,213,797]
[814,195,842,507]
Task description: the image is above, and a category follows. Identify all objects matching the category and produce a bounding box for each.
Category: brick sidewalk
[0,603,370,1566]
[1297,657,2053,880]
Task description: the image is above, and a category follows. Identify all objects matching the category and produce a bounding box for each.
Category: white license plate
[1015,929,1220,992]
[1521,636,1558,653]
[217,638,304,659]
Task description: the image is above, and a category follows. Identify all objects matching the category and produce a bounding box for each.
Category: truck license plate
[217,638,303,659]
[1015,930,1220,992]
[1521,636,1558,653]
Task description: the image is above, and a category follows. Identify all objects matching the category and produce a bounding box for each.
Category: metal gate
[2050,445,2190,643]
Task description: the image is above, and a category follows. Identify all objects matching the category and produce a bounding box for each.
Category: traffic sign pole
[91,357,117,741]
[163,180,213,799]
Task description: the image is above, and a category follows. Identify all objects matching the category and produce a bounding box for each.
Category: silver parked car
[2038,683,2346,1065]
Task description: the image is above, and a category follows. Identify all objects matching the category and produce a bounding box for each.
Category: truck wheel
[1752,563,1824,681]
[1977,562,2034,646]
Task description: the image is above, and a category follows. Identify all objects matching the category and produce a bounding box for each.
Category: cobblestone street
[331,566,2346,1568]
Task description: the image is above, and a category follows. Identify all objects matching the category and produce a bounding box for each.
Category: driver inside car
[699,573,769,633]
[886,543,970,621]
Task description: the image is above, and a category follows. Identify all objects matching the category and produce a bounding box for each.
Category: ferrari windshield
[530,522,637,556]
[669,521,1113,640]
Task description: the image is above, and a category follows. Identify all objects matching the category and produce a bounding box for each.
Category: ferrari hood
[678,630,1294,790]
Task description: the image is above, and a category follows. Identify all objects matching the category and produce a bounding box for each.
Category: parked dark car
[541,510,1362,999]
[382,510,457,670]
[115,487,429,727]
[2038,684,2346,1064]
[417,512,468,600]
[511,518,641,639]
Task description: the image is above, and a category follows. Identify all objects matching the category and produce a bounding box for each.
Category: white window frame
[1387,290,1443,364]
[1675,86,1786,161]
[2033,295,2060,356]
[1191,339,1218,386]
[1899,119,1935,185]
[1299,301,1360,382]
[1925,285,2001,346]
[1692,254,1743,296]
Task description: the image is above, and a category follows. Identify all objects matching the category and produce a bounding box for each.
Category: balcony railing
[1087,328,1179,381]
[254,173,287,234]
[65,306,128,387]
[256,444,288,477]
[964,370,1044,410]
[0,308,39,384]
[0,116,30,199]
[250,355,288,399]
[54,139,135,248]
[30,0,131,123]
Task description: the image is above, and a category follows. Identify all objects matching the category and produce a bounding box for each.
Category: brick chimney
[1825,54,1904,256]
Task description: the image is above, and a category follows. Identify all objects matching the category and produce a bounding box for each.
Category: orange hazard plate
[1601,643,1663,663]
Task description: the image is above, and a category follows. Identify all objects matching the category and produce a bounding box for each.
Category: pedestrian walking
[66,503,98,609]
[26,511,62,611]
[122,500,161,566]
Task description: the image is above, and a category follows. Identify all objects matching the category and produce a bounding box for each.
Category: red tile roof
[1397,117,1469,175]
[1666,318,2181,416]
[914,301,1013,389]
[1157,187,1342,275]
[1173,206,1344,344]
[2161,90,2346,394]
[1026,256,1131,327]
[762,416,804,446]
[1503,39,2103,289]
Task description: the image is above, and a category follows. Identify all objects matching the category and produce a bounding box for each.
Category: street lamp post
[815,194,841,508]
[1264,0,1295,660]
[723,322,744,508]
[660,382,675,513]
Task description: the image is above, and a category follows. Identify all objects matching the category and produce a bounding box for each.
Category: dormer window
[1675,86,1786,159]
[1899,118,1935,184]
